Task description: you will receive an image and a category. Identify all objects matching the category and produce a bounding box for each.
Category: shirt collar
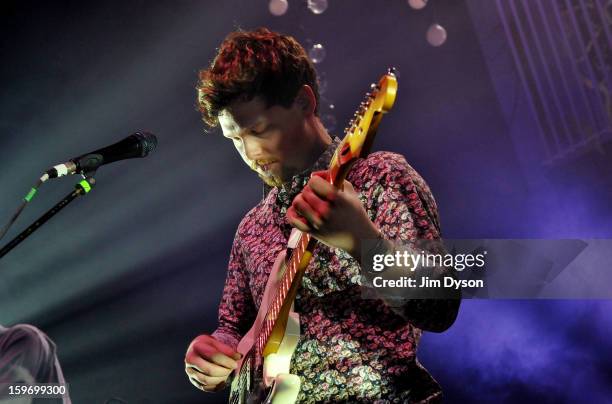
[266,137,342,211]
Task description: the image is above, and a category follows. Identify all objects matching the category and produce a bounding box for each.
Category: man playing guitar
[185,28,460,403]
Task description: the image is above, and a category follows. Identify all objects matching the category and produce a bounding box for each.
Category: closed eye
[250,124,269,136]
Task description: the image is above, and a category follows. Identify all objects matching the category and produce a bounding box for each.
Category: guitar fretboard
[255,230,311,355]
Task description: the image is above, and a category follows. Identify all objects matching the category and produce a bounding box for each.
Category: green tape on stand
[79,179,92,193]
[24,188,37,202]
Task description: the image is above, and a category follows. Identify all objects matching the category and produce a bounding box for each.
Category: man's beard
[249,160,284,187]
[258,171,284,187]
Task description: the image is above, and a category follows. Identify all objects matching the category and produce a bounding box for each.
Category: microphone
[45,132,158,180]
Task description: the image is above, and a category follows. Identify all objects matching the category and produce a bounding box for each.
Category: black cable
[0,175,47,241]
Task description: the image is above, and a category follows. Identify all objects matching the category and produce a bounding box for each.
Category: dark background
[1,1,611,403]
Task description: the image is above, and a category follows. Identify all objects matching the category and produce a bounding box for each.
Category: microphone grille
[133,132,158,156]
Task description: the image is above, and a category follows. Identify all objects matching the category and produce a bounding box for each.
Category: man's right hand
[184,334,242,392]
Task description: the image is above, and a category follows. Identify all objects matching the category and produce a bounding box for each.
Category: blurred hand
[185,334,241,392]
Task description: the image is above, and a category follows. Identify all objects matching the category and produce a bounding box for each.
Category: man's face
[219,96,311,187]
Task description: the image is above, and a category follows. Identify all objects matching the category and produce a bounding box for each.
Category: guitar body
[262,312,301,403]
[230,250,301,404]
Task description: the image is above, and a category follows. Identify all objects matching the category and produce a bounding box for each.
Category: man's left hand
[286,170,380,261]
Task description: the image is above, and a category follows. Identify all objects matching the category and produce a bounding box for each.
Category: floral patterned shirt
[212,138,455,403]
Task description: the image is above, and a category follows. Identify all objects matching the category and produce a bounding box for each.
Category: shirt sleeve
[211,229,257,349]
[365,152,460,332]
[369,152,440,241]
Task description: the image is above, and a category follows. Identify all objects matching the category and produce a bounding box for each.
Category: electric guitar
[229,69,398,404]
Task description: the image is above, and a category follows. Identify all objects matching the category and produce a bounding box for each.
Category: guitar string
[231,353,246,404]
[232,348,254,404]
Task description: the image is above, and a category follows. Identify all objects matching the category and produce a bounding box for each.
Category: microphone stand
[0,175,96,260]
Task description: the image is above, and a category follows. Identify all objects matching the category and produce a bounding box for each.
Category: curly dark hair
[197,27,320,128]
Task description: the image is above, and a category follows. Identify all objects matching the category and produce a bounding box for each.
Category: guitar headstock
[329,68,398,179]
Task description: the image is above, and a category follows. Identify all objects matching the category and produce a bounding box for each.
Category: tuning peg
[387,67,397,76]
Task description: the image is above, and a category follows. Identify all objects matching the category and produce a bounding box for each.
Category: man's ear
[294,85,317,116]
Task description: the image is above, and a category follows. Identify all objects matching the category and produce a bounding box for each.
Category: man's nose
[242,137,264,161]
